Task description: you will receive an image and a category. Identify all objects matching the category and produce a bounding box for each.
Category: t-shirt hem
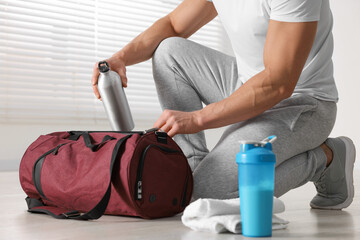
[292,92,339,103]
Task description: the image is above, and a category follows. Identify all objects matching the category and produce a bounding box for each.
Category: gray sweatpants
[152,37,337,199]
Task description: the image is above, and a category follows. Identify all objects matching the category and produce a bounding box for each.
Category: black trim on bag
[67,128,163,140]
[26,196,44,209]
[155,131,167,144]
[82,133,116,152]
[181,174,190,208]
[26,197,79,219]
[33,156,46,199]
[32,144,67,200]
[68,130,144,138]
[135,144,179,200]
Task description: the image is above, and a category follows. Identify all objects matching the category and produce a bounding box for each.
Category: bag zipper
[68,130,146,136]
[135,144,179,200]
[69,128,159,136]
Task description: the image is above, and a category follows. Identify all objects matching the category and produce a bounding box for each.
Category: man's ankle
[321,142,333,167]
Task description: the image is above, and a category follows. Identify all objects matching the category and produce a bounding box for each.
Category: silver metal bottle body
[97,70,134,131]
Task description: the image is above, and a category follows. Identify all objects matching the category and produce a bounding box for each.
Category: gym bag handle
[26,134,131,220]
[68,131,116,152]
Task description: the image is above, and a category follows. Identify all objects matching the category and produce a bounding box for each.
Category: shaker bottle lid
[239,135,277,152]
[236,135,277,164]
[239,135,277,148]
[98,61,110,73]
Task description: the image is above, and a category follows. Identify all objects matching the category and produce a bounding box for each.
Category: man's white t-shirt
[208,0,338,102]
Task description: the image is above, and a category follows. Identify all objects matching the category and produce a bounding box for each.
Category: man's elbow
[278,84,294,100]
[266,68,297,100]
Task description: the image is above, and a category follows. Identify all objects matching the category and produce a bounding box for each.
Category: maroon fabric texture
[19,131,193,219]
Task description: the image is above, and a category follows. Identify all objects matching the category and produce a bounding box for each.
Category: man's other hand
[153,109,203,137]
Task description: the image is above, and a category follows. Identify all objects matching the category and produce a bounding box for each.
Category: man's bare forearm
[197,69,291,130]
[113,17,178,66]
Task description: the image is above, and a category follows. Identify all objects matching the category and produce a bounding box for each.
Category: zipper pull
[53,143,66,155]
[137,181,142,200]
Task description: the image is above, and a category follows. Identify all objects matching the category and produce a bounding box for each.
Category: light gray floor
[0,170,359,240]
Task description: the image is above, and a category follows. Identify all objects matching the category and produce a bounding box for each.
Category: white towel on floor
[181,197,289,234]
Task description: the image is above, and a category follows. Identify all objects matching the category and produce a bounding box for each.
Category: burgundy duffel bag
[19,129,193,220]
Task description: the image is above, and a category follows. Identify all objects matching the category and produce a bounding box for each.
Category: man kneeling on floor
[92,0,356,210]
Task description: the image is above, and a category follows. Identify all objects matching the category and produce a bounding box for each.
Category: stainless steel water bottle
[97,61,135,131]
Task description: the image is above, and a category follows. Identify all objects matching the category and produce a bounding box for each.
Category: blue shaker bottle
[236,136,277,237]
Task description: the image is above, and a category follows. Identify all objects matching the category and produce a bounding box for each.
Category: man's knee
[152,37,186,66]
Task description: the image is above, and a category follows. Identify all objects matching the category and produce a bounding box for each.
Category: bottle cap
[98,61,110,73]
[239,135,277,153]
[236,136,277,164]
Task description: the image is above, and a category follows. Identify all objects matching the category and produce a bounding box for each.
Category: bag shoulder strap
[26,134,131,220]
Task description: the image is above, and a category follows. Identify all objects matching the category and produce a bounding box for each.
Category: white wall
[329,0,360,169]
[1,0,359,171]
